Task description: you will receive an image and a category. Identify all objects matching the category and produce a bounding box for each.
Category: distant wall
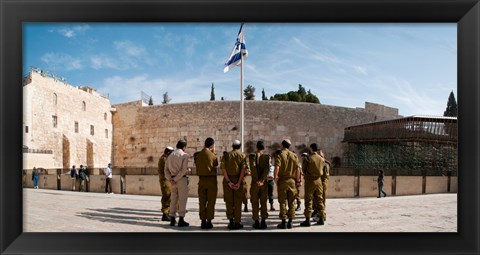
[112,100,400,169]
[23,171,457,198]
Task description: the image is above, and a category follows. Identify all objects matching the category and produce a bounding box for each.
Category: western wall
[112,99,400,170]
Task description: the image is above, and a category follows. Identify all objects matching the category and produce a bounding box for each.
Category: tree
[443,91,457,117]
[270,85,320,104]
[162,92,171,104]
[244,84,255,100]
[210,82,215,101]
[221,97,225,101]
[262,88,268,100]
[148,96,154,105]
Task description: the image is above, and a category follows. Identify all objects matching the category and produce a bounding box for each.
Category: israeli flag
[224,23,248,73]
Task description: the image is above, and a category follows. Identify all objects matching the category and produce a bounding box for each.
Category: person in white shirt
[104,163,113,194]
[164,140,190,227]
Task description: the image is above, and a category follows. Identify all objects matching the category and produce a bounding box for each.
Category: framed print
[1,0,479,254]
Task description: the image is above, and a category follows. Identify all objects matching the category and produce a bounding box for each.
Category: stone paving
[23,188,457,232]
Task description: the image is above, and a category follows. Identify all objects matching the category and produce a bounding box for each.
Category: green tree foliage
[262,88,268,100]
[162,92,171,104]
[244,84,255,100]
[210,82,215,101]
[270,84,320,104]
[443,91,457,117]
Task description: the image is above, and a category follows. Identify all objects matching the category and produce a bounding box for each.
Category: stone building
[111,99,400,171]
[22,69,400,171]
[22,70,113,169]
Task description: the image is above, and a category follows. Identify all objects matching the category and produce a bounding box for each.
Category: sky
[23,23,457,116]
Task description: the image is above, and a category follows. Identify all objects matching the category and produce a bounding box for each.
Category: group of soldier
[157,137,330,230]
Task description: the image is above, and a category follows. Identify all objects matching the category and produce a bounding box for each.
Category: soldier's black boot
[206,220,213,229]
[244,204,249,212]
[260,218,267,229]
[317,217,325,225]
[170,216,176,226]
[178,217,190,227]
[287,218,293,229]
[201,220,207,229]
[300,218,311,227]
[252,220,261,229]
[228,219,235,230]
[235,222,244,229]
[277,219,287,229]
[162,213,172,222]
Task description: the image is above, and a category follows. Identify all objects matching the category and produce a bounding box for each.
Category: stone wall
[112,100,400,169]
[23,71,113,169]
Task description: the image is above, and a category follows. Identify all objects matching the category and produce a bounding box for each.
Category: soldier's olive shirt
[221,150,246,176]
[196,148,218,176]
[304,153,325,180]
[274,148,299,179]
[249,152,270,182]
[157,155,167,179]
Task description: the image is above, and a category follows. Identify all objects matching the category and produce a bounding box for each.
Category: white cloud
[41,52,83,71]
[114,41,146,57]
[354,66,368,75]
[54,24,90,38]
[90,56,121,70]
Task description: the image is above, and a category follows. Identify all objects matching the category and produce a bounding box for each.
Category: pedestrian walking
[70,165,77,191]
[274,139,301,229]
[377,170,387,198]
[32,167,40,189]
[165,139,190,227]
[104,163,113,194]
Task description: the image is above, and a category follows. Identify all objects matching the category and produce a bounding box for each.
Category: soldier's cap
[166,146,174,151]
[282,139,291,145]
[233,140,241,146]
[301,152,308,156]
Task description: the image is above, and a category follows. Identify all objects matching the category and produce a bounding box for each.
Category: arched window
[53,93,57,105]
[82,101,86,111]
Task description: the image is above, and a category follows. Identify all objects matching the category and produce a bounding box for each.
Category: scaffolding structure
[343,116,457,176]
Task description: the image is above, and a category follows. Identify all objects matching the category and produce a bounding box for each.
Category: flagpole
[240,51,244,152]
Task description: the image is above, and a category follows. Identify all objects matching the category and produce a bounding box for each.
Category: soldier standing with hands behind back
[221,140,247,230]
[300,143,325,227]
[248,140,270,229]
[195,137,219,229]
[158,146,174,221]
[274,139,301,229]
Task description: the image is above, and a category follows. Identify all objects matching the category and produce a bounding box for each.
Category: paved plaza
[23,188,457,232]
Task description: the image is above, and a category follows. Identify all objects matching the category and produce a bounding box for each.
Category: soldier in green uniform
[274,139,301,229]
[300,143,325,227]
[158,146,174,221]
[248,140,270,229]
[295,163,302,211]
[221,140,247,230]
[195,137,219,229]
[321,159,330,222]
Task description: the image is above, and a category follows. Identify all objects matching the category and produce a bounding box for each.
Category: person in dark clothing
[377,170,387,198]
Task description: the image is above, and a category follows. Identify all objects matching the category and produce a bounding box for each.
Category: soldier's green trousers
[322,179,328,219]
[250,182,268,220]
[223,176,245,223]
[295,183,301,205]
[198,176,218,220]
[159,177,171,214]
[277,178,297,220]
[304,178,324,218]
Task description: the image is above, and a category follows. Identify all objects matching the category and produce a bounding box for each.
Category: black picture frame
[1,0,479,254]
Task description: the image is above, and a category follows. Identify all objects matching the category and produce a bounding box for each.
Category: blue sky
[23,23,456,116]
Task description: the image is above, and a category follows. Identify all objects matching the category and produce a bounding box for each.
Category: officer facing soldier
[195,137,219,229]
[248,140,270,229]
[300,143,325,227]
[274,139,301,229]
[158,146,174,221]
[221,140,248,230]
